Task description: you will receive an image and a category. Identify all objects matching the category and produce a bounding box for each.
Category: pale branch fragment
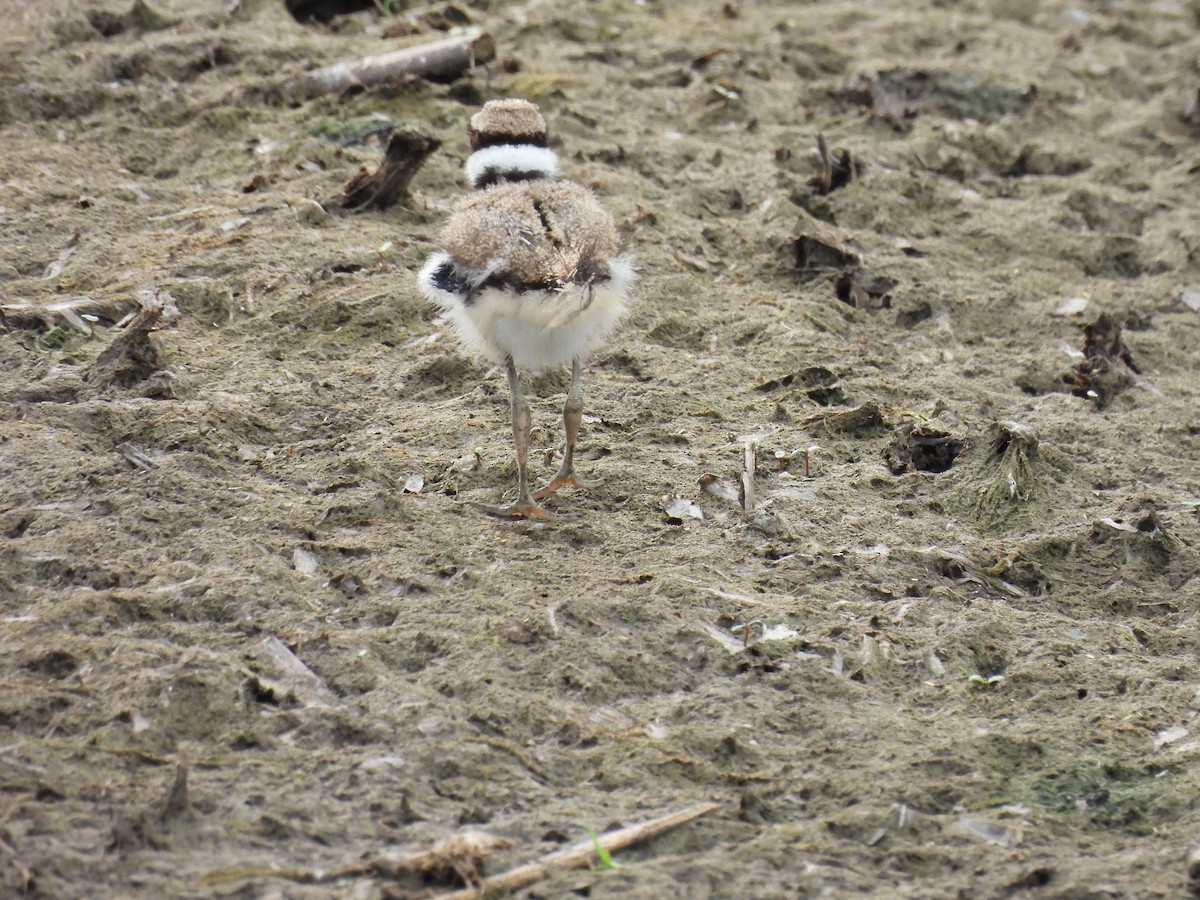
[42,233,79,280]
[283,30,496,102]
[435,801,720,899]
[117,442,159,471]
[741,440,757,514]
[246,635,335,708]
[343,128,442,211]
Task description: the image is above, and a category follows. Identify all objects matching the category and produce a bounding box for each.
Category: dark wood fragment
[343,128,441,211]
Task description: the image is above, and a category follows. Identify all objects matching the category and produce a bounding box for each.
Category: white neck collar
[466,144,559,188]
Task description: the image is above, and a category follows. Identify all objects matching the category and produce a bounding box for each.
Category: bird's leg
[474,357,557,520]
[533,356,604,500]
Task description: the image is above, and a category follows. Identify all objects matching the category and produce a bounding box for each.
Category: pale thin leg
[533,357,604,501]
[473,357,557,520]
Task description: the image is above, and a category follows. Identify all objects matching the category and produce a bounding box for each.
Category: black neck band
[473,169,552,189]
[470,132,549,151]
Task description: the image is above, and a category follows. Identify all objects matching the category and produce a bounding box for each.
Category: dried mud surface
[3,0,1200,897]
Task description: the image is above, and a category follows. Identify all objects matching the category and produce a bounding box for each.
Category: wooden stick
[249,635,335,708]
[284,30,496,102]
[435,802,720,899]
[741,440,757,514]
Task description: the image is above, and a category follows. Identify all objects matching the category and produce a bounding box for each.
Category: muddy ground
[2,0,1200,896]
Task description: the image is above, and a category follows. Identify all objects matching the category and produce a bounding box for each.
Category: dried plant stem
[816,133,833,195]
[435,801,720,899]
[0,831,33,893]
[741,440,757,514]
[454,735,551,784]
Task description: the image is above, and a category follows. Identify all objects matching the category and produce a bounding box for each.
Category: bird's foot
[531,472,604,501]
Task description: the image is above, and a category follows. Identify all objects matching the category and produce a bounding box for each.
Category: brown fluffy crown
[468,99,549,151]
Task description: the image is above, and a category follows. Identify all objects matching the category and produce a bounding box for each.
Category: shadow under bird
[418,99,635,519]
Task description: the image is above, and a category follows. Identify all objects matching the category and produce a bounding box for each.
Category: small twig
[0,830,33,893]
[671,574,764,606]
[740,440,757,514]
[455,736,551,784]
[42,234,79,281]
[160,742,193,824]
[284,30,496,102]
[815,133,833,195]
[117,442,158,471]
[810,133,856,195]
[435,802,720,899]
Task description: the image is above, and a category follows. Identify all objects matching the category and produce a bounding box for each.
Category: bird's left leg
[533,356,604,500]
[474,356,558,520]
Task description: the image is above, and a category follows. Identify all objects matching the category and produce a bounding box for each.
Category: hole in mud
[285,0,376,23]
[1006,868,1054,891]
[645,319,709,351]
[895,301,933,328]
[835,270,895,308]
[6,513,35,539]
[793,234,859,271]
[246,676,281,706]
[35,784,65,802]
[756,365,846,406]
[23,650,79,679]
[1135,513,1160,534]
[230,734,267,751]
[883,425,964,474]
[411,355,483,394]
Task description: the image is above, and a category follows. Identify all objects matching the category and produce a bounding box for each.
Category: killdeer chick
[418,99,634,519]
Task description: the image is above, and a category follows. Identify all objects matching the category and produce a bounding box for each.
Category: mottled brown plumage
[439,181,620,291]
